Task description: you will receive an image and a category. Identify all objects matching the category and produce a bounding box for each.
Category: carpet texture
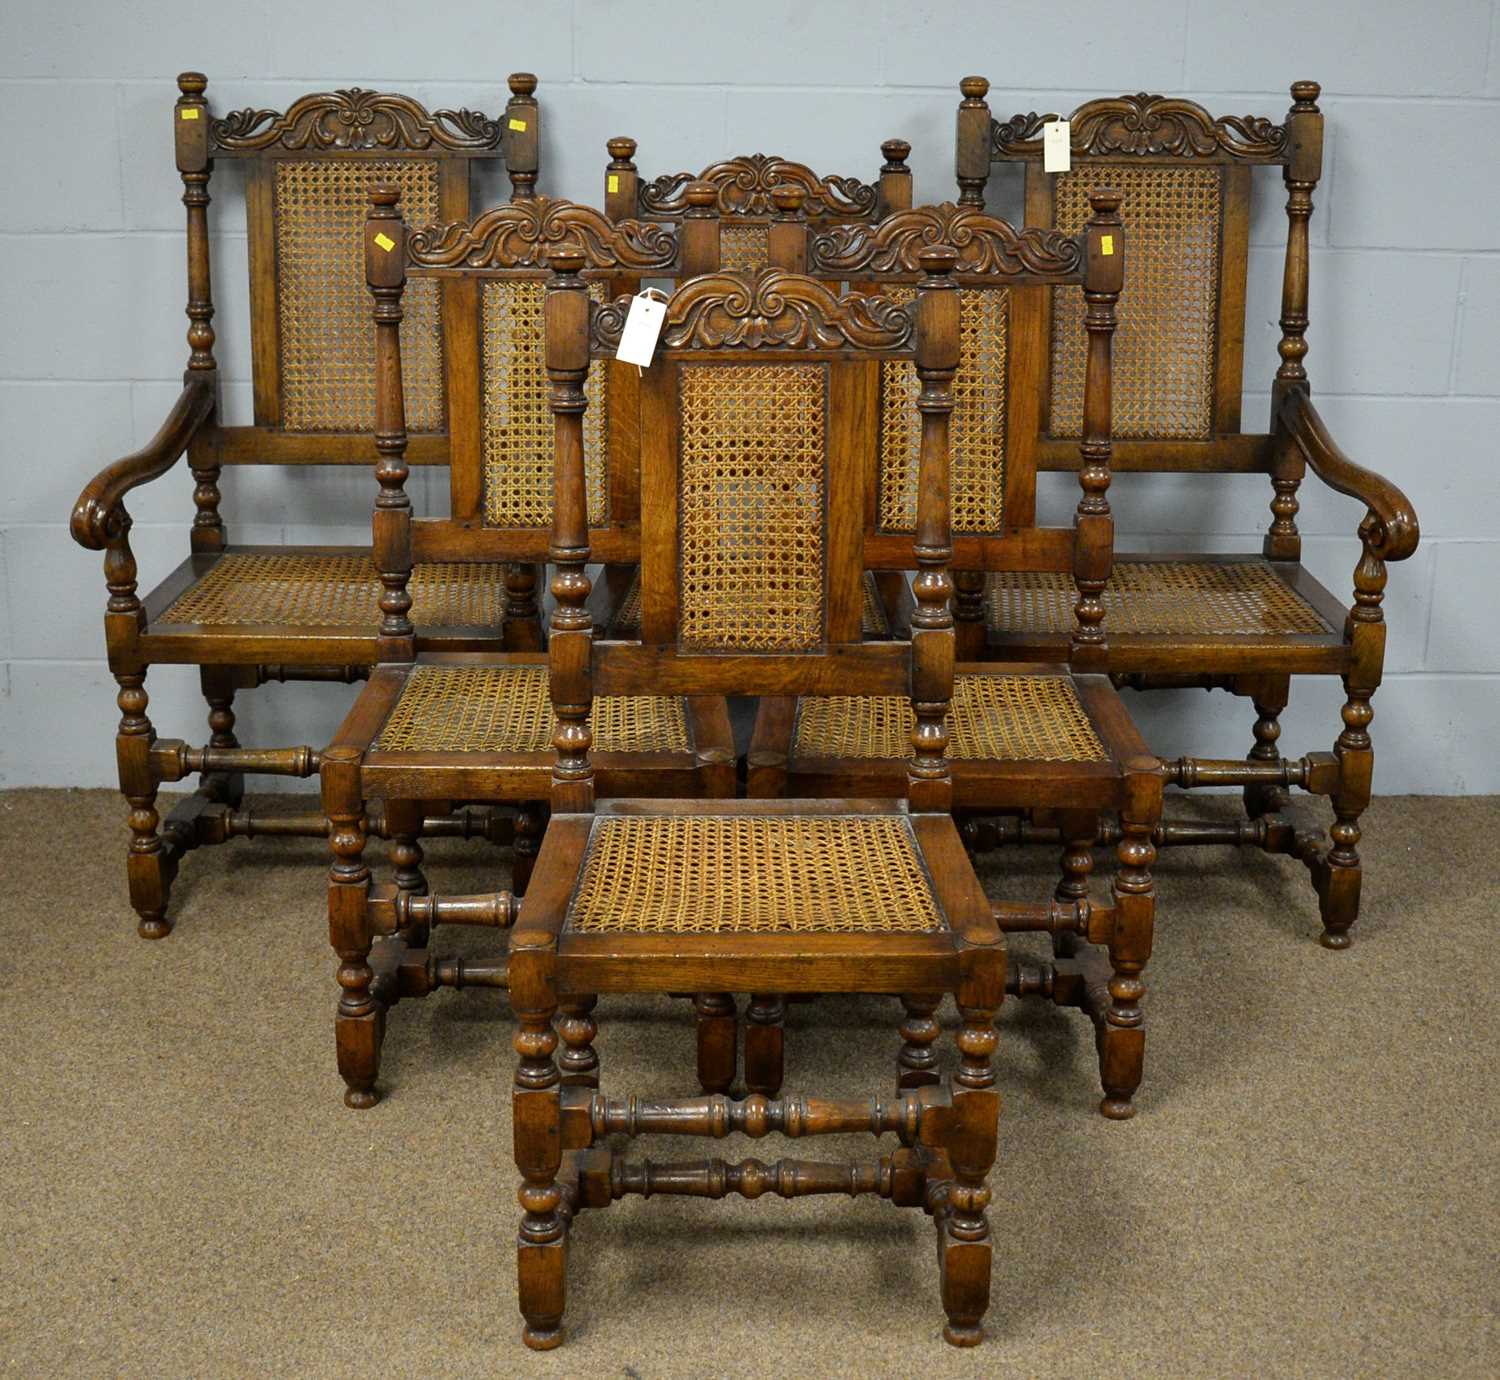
[1,788,1496,1377]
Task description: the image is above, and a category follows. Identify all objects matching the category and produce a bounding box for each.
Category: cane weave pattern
[984,563,1333,636]
[792,673,1106,763]
[373,665,690,754]
[879,286,1008,533]
[719,224,770,272]
[481,279,609,528]
[274,159,444,434]
[609,568,889,640]
[159,553,509,628]
[1049,164,1221,441]
[678,362,826,651]
[567,814,946,934]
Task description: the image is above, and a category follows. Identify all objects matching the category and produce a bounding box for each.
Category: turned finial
[881,138,911,171]
[1087,186,1123,218]
[771,184,807,217]
[607,136,637,165]
[918,244,959,277]
[546,247,586,276]
[684,179,718,214]
[177,72,207,96]
[1290,80,1321,110]
[508,72,538,97]
[959,76,989,101]
[369,183,401,211]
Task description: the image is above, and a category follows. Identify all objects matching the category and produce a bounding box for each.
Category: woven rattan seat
[566,812,947,935]
[373,664,690,755]
[984,562,1333,637]
[792,673,1107,763]
[608,568,891,639]
[159,553,510,628]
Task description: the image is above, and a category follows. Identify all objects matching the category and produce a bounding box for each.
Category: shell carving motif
[408,199,679,271]
[592,270,914,354]
[991,94,1287,160]
[211,89,503,152]
[638,154,878,218]
[810,203,1083,278]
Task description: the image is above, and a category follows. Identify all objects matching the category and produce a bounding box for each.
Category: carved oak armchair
[321,186,736,1111]
[955,79,1419,948]
[70,72,540,939]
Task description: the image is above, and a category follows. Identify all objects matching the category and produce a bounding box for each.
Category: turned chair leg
[514,989,566,1349]
[1244,674,1292,819]
[513,802,546,895]
[744,994,786,1096]
[558,995,600,1088]
[1320,676,1375,949]
[325,749,382,1109]
[1099,810,1157,1120]
[115,667,171,939]
[198,665,245,807]
[503,561,546,652]
[1053,809,1097,961]
[384,797,429,946]
[939,1000,999,1347]
[896,993,942,1091]
[694,992,738,1095]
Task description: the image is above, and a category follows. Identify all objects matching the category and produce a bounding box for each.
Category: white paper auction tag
[615,290,668,368]
[1043,119,1071,174]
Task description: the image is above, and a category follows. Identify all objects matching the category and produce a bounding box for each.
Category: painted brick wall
[2,0,1496,792]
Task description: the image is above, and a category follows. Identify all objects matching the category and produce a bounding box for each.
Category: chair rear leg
[384,796,429,947]
[744,994,786,1096]
[694,992,738,1095]
[513,802,546,894]
[897,993,942,1091]
[1052,809,1097,961]
[199,664,244,807]
[1243,674,1292,819]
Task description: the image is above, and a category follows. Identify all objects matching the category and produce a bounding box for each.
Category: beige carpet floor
[1,787,1496,1378]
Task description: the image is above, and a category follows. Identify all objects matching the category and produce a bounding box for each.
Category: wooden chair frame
[954,78,1419,947]
[319,186,737,1111]
[70,71,539,938]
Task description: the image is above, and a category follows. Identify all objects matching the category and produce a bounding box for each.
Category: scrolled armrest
[70,378,215,550]
[1279,391,1419,561]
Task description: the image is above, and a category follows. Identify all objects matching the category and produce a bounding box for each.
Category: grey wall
[2,0,1497,793]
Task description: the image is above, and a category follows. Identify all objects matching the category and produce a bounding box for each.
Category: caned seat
[144,549,514,652]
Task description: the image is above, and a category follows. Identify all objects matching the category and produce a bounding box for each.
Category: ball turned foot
[943,1323,984,1348]
[343,1088,380,1110]
[1319,930,1353,951]
[1099,1095,1136,1120]
[523,1326,564,1351]
[137,916,173,940]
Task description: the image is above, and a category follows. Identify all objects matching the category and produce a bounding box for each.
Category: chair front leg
[1320,673,1374,949]
[115,666,170,940]
[325,748,381,1108]
[1099,774,1158,1120]
[513,963,566,1349]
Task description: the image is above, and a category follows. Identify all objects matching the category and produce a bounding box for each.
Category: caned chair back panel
[396,197,685,561]
[605,142,913,273]
[569,264,954,699]
[183,78,534,462]
[805,201,1111,573]
[959,84,1324,472]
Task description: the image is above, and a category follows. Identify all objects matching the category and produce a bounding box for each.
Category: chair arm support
[1279,391,1419,561]
[70,377,215,550]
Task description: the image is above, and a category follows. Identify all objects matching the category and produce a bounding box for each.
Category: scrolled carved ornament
[638,153,878,219]
[810,203,1083,278]
[592,270,914,354]
[211,88,504,152]
[990,93,1288,160]
[407,198,680,271]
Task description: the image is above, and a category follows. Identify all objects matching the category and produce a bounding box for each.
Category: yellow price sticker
[508,117,527,132]
[1100,234,1114,256]
[608,174,619,193]
[179,107,200,120]
[373,232,396,253]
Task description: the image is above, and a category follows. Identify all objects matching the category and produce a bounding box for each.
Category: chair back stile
[542,248,963,819]
[788,189,1122,669]
[363,186,699,667]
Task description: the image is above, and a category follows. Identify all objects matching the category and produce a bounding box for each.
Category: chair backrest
[172,71,536,550]
[797,193,1123,668]
[603,139,913,269]
[366,187,711,660]
[543,251,961,815]
[956,79,1324,560]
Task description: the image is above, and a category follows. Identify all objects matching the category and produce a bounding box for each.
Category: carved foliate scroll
[591,270,914,354]
[991,94,1288,161]
[639,154,878,219]
[212,89,504,152]
[810,203,1083,279]
[408,198,679,271]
